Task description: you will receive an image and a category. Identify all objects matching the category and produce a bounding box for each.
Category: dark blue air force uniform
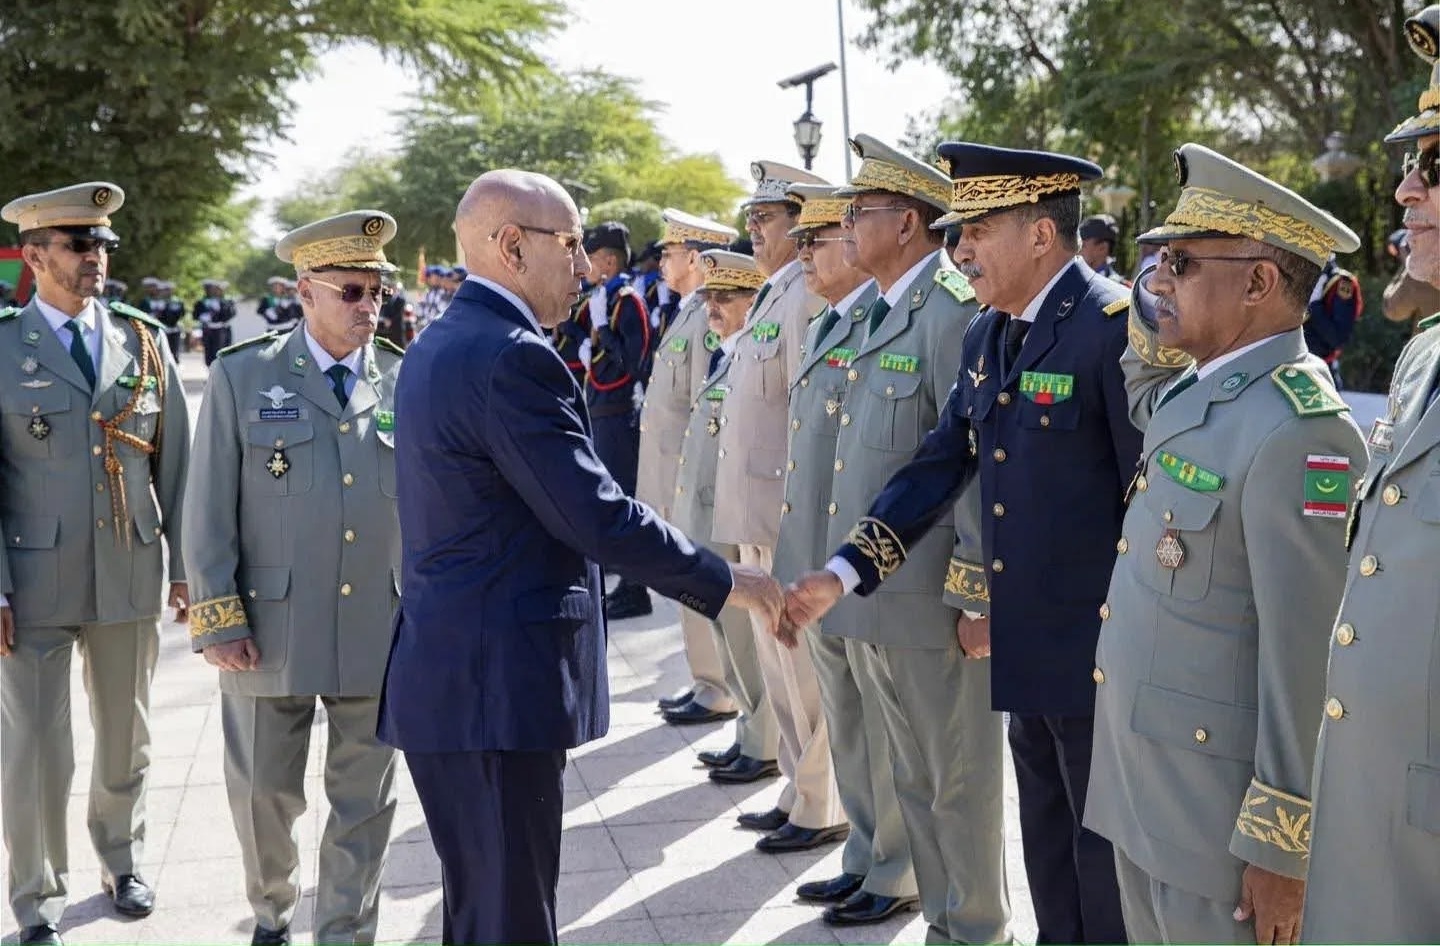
[377,278,730,945]
[836,255,1142,943]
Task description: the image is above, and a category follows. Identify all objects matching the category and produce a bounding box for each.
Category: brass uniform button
[684,429,691,438]
[342,473,354,487]
[847,369,859,382]
[1194,728,1209,744]
[799,377,809,388]
[1335,623,1355,646]
[786,459,796,471]
[997,392,1011,406]
[1040,415,1051,427]
[675,485,684,495]
[1358,554,1378,576]
[1325,697,1344,720]
[993,503,1005,517]
[1382,484,1403,506]
[248,589,258,599]
[720,416,728,427]
[339,421,351,433]
[1116,537,1129,554]
[991,558,1004,573]
[993,447,1007,462]
[340,583,353,597]
[1163,510,1174,523]
[95,518,105,529]
[90,410,102,421]
[154,526,162,536]
[834,459,844,472]
[792,419,801,431]
[678,456,686,466]
[92,445,103,456]
[1136,474,1149,492]
[885,384,896,396]
[344,529,356,543]
[1092,667,1105,684]
[96,483,104,493]
[827,502,838,515]
[718,448,727,458]
[639,423,647,432]
[781,502,791,514]
[1099,603,1111,620]
[840,413,851,426]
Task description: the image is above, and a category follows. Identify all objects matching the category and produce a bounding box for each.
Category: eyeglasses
[1402,146,1439,188]
[704,289,754,304]
[490,223,584,254]
[41,236,118,255]
[307,277,395,304]
[745,209,795,226]
[841,204,910,225]
[794,232,847,249]
[1156,247,1292,282]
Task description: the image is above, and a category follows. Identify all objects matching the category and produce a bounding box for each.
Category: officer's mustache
[957,261,983,280]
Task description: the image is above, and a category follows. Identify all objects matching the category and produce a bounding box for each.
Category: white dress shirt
[302,323,364,398]
[466,274,542,335]
[35,295,102,373]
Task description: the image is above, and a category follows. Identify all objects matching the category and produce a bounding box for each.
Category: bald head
[455,169,589,327]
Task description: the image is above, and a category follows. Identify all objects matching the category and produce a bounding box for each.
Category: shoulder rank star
[968,355,989,388]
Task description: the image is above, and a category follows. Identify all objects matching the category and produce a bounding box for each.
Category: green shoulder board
[934,268,976,305]
[1102,297,1129,318]
[373,336,405,357]
[219,332,278,357]
[109,300,164,330]
[1418,312,1440,332]
[0,306,20,321]
[1270,365,1347,417]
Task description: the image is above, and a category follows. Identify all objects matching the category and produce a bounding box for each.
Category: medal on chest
[1155,529,1186,569]
[266,437,290,479]
[27,416,50,441]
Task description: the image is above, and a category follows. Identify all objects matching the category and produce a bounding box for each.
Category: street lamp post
[778,63,837,171]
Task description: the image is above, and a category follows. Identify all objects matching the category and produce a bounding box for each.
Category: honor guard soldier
[101,278,127,307]
[580,222,654,618]
[1305,9,1440,940]
[635,209,742,710]
[669,250,781,777]
[258,276,302,334]
[789,142,1148,944]
[183,211,406,946]
[136,276,162,317]
[1082,144,1366,944]
[196,278,237,365]
[156,281,187,357]
[1302,254,1364,389]
[0,181,190,946]
[1079,214,1130,286]
[782,137,1007,939]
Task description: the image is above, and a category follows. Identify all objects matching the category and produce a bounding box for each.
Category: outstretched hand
[783,571,844,643]
[727,564,784,639]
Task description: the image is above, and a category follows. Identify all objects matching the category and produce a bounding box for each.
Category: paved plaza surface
[1,349,1046,944]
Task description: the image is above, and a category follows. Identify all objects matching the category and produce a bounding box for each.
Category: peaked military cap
[743,160,828,208]
[276,210,399,272]
[105,279,128,294]
[267,275,289,286]
[933,143,1102,227]
[785,183,851,236]
[140,276,161,289]
[698,250,765,292]
[660,208,738,248]
[1388,5,1440,143]
[451,265,468,279]
[583,221,631,264]
[1080,214,1120,244]
[2,181,124,241]
[1138,143,1359,266]
[836,134,953,212]
[201,278,229,289]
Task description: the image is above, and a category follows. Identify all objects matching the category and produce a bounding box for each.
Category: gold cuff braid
[1127,308,1192,369]
[1235,777,1312,858]
[944,558,989,602]
[845,517,907,582]
[189,595,248,639]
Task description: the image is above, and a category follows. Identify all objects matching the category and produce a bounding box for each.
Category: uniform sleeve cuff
[188,595,251,650]
[825,556,861,595]
[1231,776,1312,879]
[943,557,990,612]
[1128,306,1192,368]
[841,517,907,585]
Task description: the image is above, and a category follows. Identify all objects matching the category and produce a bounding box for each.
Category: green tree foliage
[0,0,560,283]
[588,199,664,249]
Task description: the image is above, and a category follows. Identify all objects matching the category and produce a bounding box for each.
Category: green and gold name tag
[375,410,395,431]
[752,321,780,343]
[1156,450,1223,492]
[118,374,158,391]
[825,347,857,368]
[668,337,689,353]
[1018,371,1073,404]
[704,387,727,401]
[878,352,919,374]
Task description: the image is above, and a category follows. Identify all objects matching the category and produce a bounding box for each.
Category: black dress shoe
[795,871,865,903]
[19,924,62,945]
[605,582,653,620]
[736,806,788,831]
[104,873,155,918]
[823,890,921,926]
[756,821,849,853]
[251,924,291,946]
[657,689,695,711]
[698,743,741,768]
[707,754,779,783]
[662,701,738,725]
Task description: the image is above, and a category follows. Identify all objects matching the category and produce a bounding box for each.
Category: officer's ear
[19,239,46,272]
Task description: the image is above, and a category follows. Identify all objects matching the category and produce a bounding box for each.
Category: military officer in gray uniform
[670,250,781,776]
[1084,144,1367,944]
[636,208,741,723]
[0,182,190,946]
[1304,9,1440,940]
[183,211,406,946]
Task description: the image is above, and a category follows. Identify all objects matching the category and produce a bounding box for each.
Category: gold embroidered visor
[702,267,766,292]
[1386,5,1440,144]
[661,220,735,247]
[291,235,396,272]
[934,173,1084,228]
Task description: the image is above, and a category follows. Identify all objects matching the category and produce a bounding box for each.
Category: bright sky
[240,0,955,235]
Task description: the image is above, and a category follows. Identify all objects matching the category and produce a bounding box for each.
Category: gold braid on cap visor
[662,222,732,246]
[948,173,1083,215]
[1149,186,1332,262]
[849,159,951,208]
[795,197,851,228]
[292,235,388,271]
[703,268,765,291]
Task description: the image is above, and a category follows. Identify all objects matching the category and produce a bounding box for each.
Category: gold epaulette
[1102,297,1129,318]
[188,595,249,639]
[934,268,976,305]
[109,300,164,330]
[373,336,405,356]
[1270,365,1348,417]
[219,332,278,357]
[1235,777,1311,858]
[944,558,989,602]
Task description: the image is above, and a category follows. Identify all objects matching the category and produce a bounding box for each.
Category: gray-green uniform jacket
[183,328,403,698]
[636,293,710,518]
[823,251,988,644]
[1085,320,1365,904]
[671,351,732,542]
[1303,318,1440,941]
[0,300,188,625]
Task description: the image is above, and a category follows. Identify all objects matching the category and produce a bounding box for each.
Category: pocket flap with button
[4,515,59,549]
[1405,763,1440,835]
[1019,398,1081,430]
[1144,475,1221,531]
[242,566,291,601]
[1130,682,1257,761]
[131,501,162,546]
[753,338,782,361]
[869,372,922,400]
[15,386,72,417]
[747,448,787,481]
[245,422,315,448]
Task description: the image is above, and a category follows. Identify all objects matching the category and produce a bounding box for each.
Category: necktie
[65,320,96,388]
[1156,368,1198,410]
[1004,316,1030,372]
[865,297,892,337]
[325,364,351,409]
[816,306,841,342]
[707,347,723,378]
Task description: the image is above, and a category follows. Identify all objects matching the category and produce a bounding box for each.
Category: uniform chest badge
[21,356,39,375]
[967,355,988,388]
[27,416,50,441]
[1303,455,1351,519]
[825,397,841,417]
[1368,418,1394,453]
[260,386,297,409]
[266,448,290,479]
[1155,530,1186,569]
[1019,371,1074,404]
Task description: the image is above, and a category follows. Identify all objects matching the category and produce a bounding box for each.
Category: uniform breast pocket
[661,351,690,396]
[4,386,72,460]
[1137,475,1221,602]
[860,372,924,453]
[245,422,315,495]
[753,339,785,402]
[376,428,398,498]
[1018,398,1081,432]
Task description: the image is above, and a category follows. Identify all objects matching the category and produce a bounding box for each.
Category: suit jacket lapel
[286,330,344,420]
[744,264,796,332]
[1385,341,1440,473]
[860,254,944,358]
[19,303,90,393]
[1144,331,1304,450]
[93,309,135,405]
[796,292,868,383]
[1005,261,1092,385]
[343,345,381,419]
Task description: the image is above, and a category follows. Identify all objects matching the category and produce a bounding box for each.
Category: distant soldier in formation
[1079,214,1131,286]
[257,276,301,334]
[195,278,237,365]
[1302,254,1364,389]
[156,280,186,357]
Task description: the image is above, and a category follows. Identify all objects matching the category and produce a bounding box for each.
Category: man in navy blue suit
[377,170,784,946]
[784,145,1143,945]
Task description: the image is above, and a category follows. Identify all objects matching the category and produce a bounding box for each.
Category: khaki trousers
[703,542,778,762]
[809,629,918,897]
[677,607,737,713]
[854,640,1011,945]
[2,620,159,928]
[1114,847,1250,945]
[222,693,398,944]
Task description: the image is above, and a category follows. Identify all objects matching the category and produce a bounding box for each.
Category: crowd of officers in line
[1,7,1439,946]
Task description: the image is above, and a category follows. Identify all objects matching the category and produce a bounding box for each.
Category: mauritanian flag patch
[1304,455,1351,518]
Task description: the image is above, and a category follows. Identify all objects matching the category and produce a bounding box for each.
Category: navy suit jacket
[377,280,732,753]
[836,260,1142,716]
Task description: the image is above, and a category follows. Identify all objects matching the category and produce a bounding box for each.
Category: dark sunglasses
[1157,247,1292,282]
[43,236,118,255]
[1403,146,1439,188]
[795,231,846,249]
[705,289,754,304]
[308,277,395,304]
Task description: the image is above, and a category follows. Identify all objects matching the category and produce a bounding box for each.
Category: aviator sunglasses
[308,277,395,304]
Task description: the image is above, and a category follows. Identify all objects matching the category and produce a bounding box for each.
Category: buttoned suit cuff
[1230,776,1312,880]
[942,557,990,614]
[188,594,253,652]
